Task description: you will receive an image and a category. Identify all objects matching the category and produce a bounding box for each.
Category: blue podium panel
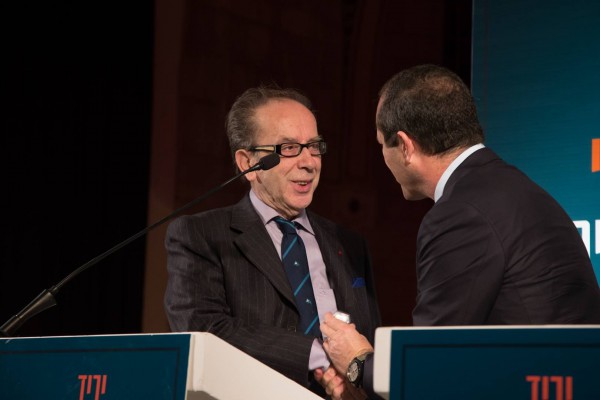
[385,327,600,400]
[0,334,191,400]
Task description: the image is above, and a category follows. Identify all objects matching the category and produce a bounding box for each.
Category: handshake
[316,311,375,400]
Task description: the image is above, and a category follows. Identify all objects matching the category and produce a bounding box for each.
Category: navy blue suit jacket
[413,148,600,324]
[363,148,600,400]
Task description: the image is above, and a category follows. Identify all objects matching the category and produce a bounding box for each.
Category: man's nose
[296,147,317,166]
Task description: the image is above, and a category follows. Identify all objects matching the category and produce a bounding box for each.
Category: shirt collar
[249,190,313,234]
[434,143,485,202]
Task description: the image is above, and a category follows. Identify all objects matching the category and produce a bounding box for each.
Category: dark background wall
[1,0,471,337]
[1,2,153,336]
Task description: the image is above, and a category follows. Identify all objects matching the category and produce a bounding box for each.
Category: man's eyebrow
[277,135,323,143]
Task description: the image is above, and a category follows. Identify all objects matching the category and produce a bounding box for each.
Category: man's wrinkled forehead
[252,100,318,144]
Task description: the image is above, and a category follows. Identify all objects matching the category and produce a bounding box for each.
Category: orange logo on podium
[78,374,107,400]
[526,375,573,400]
[593,138,600,172]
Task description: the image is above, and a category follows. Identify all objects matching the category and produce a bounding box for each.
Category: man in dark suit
[319,64,600,399]
[164,86,380,398]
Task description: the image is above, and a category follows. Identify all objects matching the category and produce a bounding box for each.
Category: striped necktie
[274,216,321,337]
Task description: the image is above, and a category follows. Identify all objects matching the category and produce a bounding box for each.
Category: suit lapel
[230,196,296,306]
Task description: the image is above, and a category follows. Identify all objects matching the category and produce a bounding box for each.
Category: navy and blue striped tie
[274,217,321,338]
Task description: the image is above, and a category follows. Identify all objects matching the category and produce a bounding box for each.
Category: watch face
[348,360,359,382]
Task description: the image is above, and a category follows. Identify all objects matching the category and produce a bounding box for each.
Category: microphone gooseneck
[0,153,280,337]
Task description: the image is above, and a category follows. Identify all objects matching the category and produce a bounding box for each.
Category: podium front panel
[375,326,600,400]
[0,333,191,399]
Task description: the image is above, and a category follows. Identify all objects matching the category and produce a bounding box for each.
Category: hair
[376,64,484,155]
[226,85,314,163]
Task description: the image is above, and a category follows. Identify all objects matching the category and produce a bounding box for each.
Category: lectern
[0,332,321,399]
[373,325,600,400]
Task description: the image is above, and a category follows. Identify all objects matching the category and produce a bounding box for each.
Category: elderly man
[321,65,600,399]
[164,86,380,398]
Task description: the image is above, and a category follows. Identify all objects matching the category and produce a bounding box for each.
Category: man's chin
[289,195,314,211]
[401,189,426,201]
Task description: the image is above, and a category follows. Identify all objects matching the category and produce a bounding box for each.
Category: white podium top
[187,332,321,400]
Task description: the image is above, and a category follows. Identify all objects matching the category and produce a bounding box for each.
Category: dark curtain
[1,2,153,336]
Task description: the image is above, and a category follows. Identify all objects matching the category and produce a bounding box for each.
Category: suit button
[287,325,296,332]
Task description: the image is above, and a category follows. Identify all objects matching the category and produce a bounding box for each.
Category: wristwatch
[346,352,371,387]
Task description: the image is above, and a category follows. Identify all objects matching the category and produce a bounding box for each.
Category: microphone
[246,152,280,172]
[0,153,280,337]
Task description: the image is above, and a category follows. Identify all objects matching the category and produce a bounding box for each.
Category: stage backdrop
[471,0,600,280]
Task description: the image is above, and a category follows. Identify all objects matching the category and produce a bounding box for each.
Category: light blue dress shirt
[249,190,335,370]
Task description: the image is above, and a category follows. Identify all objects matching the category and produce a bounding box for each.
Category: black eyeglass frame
[248,140,327,158]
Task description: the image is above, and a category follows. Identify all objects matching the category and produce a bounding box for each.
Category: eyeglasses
[248,140,327,158]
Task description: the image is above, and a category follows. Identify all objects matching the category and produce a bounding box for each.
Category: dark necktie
[274,217,321,337]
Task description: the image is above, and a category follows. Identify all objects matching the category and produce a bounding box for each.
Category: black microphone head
[258,153,280,171]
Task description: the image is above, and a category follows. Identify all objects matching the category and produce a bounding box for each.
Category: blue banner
[472,0,600,280]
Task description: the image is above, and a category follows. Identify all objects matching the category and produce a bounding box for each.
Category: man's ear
[235,149,257,181]
[397,131,416,163]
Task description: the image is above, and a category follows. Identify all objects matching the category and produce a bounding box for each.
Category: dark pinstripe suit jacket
[164,194,381,388]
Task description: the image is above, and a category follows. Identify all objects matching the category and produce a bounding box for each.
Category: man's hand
[314,367,345,399]
[314,367,369,400]
[320,312,374,375]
